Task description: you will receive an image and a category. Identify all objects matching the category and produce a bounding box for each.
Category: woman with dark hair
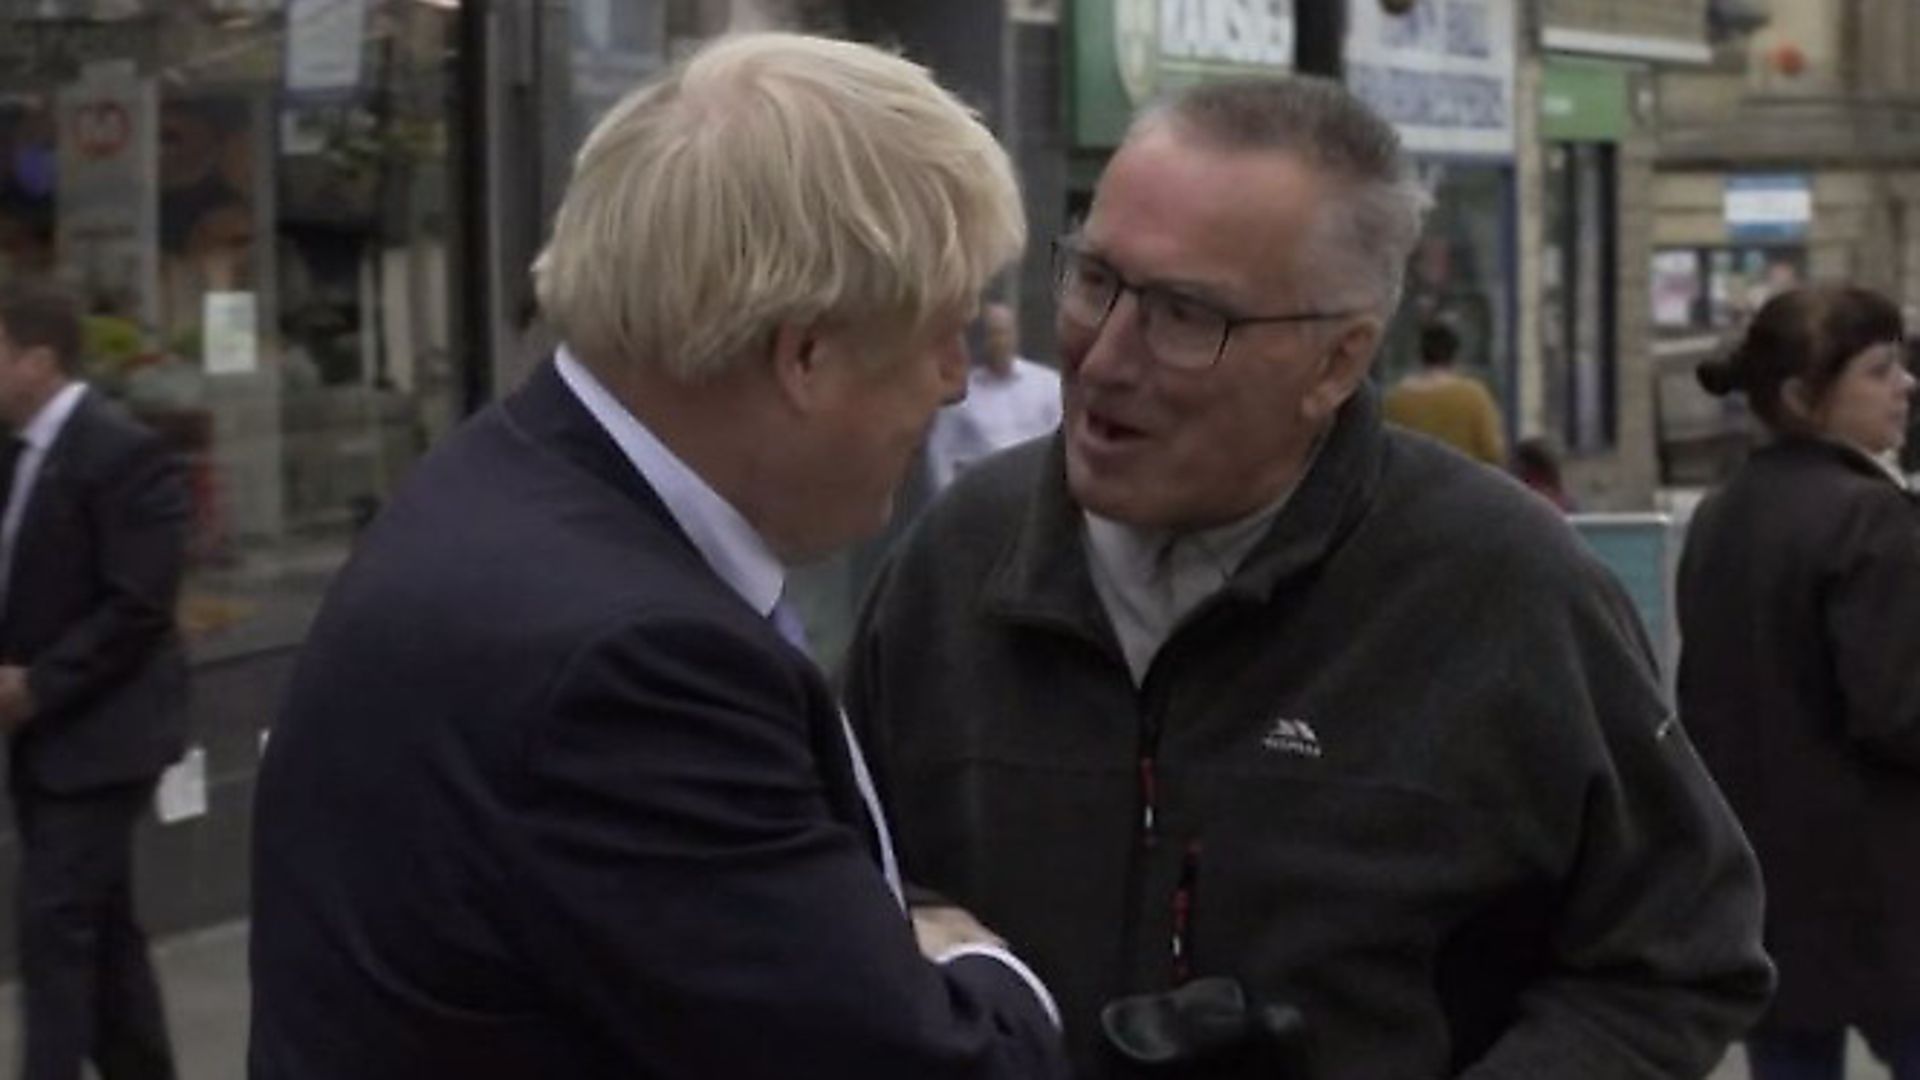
[1677,283,1920,1080]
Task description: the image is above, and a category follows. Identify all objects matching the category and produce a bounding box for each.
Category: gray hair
[532,33,1026,382]
[1135,76,1429,315]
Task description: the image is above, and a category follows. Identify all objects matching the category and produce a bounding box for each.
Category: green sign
[1069,0,1297,149]
[1540,59,1632,142]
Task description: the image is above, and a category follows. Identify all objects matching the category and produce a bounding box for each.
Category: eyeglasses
[1052,238,1363,371]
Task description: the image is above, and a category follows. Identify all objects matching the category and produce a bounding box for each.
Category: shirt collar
[553,347,786,617]
[1081,429,1319,590]
[19,381,86,452]
[1083,492,1288,595]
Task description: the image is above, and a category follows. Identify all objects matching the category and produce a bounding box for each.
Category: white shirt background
[926,357,1062,491]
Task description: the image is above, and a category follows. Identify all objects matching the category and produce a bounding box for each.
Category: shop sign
[1346,0,1516,159]
[1724,174,1811,242]
[1071,0,1298,148]
[1070,0,1512,156]
[1541,58,1631,142]
[55,61,159,329]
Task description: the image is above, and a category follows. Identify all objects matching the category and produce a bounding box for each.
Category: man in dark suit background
[0,283,188,1080]
[249,33,1065,1080]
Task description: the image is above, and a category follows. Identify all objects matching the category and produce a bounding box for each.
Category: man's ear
[1301,316,1383,422]
[19,343,60,380]
[1781,375,1820,426]
[770,320,831,414]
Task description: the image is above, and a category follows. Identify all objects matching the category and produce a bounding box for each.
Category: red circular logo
[72,101,132,159]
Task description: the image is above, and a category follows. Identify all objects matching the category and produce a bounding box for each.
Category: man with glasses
[844,77,1771,1078]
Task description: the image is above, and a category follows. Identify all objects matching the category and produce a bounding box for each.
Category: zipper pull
[1171,840,1201,984]
[1138,756,1158,844]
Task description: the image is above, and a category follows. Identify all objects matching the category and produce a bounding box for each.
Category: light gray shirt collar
[18,380,86,453]
[553,348,785,616]
[1084,496,1287,685]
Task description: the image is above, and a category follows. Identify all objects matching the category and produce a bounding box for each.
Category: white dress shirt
[1,381,87,614]
[553,350,1059,1024]
[926,357,1062,490]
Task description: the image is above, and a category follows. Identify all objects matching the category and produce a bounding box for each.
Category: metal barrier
[1568,512,1683,702]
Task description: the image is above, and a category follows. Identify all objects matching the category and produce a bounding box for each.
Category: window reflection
[0,1,461,659]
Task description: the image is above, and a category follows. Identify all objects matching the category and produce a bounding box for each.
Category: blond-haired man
[251,34,1065,1079]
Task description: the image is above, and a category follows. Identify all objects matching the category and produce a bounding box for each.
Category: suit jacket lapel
[500,358,688,537]
[503,359,895,874]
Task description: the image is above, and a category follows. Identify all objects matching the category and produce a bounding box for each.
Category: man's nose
[1072,290,1149,385]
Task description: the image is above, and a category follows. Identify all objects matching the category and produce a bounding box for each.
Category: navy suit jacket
[249,361,1065,1079]
[3,389,189,794]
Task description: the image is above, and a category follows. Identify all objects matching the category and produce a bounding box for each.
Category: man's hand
[0,665,33,731]
[911,903,1005,959]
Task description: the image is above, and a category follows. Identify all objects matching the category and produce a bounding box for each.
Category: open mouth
[1084,412,1148,445]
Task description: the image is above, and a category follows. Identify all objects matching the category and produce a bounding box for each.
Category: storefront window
[1648,245,1807,484]
[1378,162,1514,419]
[1650,244,1806,332]
[0,1,464,660]
[1543,142,1617,453]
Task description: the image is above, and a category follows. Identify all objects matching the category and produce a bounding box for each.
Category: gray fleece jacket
[845,385,1773,1079]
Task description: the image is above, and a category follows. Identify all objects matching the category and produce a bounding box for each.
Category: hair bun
[1696,354,1742,396]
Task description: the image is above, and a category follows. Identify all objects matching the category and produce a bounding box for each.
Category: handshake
[914,903,1309,1080]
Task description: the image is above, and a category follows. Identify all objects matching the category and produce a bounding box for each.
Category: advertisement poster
[1346,0,1516,159]
[203,289,258,375]
[55,59,159,327]
[1650,249,1700,329]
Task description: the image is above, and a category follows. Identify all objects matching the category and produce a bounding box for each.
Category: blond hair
[532,33,1026,381]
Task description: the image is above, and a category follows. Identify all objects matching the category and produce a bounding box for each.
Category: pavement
[0,921,1892,1079]
[0,922,249,1080]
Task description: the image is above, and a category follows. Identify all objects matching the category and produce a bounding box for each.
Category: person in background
[1678,283,1920,1080]
[845,75,1772,1079]
[0,283,188,1080]
[1511,434,1576,512]
[925,301,1062,491]
[249,33,1065,1080]
[1383,320,1505,465]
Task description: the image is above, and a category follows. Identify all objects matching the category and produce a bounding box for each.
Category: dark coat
[847,387,1774,1079]
[1677,437,1920,1032]
[3,389,190,793]
[248,360,1066,1080]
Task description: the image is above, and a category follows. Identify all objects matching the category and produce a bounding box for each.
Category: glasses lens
[1141,291,1227,370]
[1056,249,1116,328]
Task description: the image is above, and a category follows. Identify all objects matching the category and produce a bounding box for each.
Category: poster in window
[1650,250,1699,329]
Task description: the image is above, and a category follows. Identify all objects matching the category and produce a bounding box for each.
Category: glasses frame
[1051,238,1365,371]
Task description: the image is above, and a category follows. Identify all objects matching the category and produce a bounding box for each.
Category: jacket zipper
[1117,671,1171,993]
[1171,840,1201,984]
